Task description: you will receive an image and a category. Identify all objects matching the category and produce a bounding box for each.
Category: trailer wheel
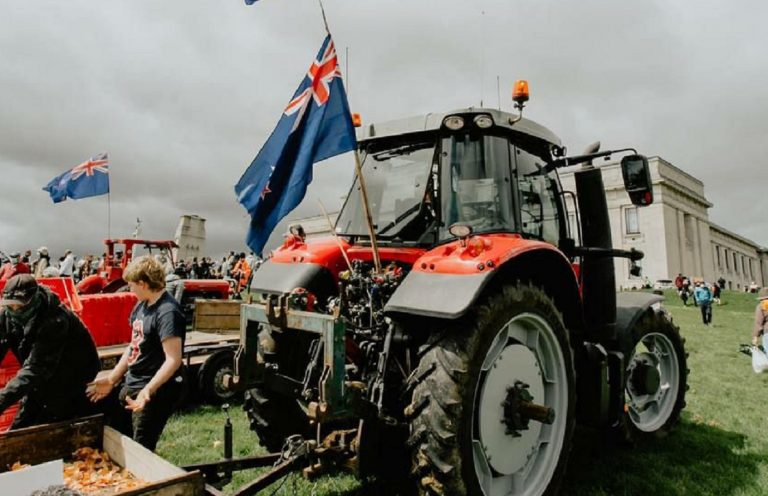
[407,283,575,496]
[197,350,238,405]
[243,388,312,452]
[623,310,687,438]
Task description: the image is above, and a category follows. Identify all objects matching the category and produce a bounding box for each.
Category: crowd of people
[674,274,721,325]
[0,247,262,294]
[0,244,263,453]
[0,245,263,451]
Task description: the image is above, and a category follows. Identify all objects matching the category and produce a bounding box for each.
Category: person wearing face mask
[0,274,100,428]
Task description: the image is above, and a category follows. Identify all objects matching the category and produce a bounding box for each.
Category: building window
[625,207,640,234]
[742,256,747,276]
[733,253,739,274]
[715,245,721,268]
[725,249,730,270]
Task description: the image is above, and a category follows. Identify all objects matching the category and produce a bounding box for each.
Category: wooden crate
[192,299,243,332]
[0,415,204,495]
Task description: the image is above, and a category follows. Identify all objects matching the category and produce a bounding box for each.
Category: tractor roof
[357,108,562,148]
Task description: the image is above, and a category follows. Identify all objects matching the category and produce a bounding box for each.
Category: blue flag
[43,153,110,203]
[235,35,357,255]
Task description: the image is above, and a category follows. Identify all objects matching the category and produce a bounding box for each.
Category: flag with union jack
[235,34,356,255]
[43,152,110,203]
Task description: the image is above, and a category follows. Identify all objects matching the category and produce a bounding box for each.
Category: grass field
[157,289,768,495]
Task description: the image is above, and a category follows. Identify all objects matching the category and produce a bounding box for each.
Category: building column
[677,210,689,275]
[692,218,702,277]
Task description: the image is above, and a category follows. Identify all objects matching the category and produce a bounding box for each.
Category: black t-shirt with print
[125,291,186,389]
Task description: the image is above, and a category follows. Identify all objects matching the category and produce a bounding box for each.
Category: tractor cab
[336,109,570,250]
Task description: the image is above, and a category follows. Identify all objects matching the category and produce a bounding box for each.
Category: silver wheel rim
[625,331,680,432]
[472,312,569,496]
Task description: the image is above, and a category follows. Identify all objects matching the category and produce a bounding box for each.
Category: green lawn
[157,289,768,495]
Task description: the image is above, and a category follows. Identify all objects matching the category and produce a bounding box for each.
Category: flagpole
[352,151,382,274]
[107,192,111,239]
[318,0,330,33]
[315,0,379,272]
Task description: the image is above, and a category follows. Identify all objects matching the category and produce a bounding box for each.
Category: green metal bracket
[239,303,351,420]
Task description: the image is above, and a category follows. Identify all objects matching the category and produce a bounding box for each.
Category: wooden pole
[352,151,382,274]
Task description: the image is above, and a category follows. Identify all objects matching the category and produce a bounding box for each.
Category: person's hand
[86,377,115,403]
[753,336,760,346]
[125,387,152,412]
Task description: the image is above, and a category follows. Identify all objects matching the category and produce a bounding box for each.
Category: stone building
[174,214,206,261]
[559,157,767,290]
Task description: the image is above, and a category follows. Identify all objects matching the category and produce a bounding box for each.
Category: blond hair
[123,255,166,291]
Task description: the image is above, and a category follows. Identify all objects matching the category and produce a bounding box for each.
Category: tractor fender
[385,235,581,327]
[249,260,336,300]
[614,291,665,354]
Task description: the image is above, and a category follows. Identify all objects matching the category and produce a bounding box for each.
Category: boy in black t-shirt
[87,256,185,451]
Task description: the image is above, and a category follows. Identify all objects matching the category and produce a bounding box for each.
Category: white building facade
[559,157,767,290]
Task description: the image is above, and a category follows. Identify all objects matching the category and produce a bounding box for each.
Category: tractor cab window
[336,137,437,242]
[513,148,563,244]
[439,133,514,239]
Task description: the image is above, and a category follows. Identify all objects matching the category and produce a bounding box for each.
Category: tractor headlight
[474,115,493,128]
[449,223,473,238]
[443,115,465,131]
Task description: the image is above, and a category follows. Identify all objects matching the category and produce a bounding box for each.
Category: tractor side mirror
[620,154,653,206]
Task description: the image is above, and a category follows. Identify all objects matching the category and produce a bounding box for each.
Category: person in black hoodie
[0,274,100,428]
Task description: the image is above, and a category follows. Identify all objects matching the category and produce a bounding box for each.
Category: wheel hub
[501,381,555,437]
[477,344,545,475]
[629,358,661,396]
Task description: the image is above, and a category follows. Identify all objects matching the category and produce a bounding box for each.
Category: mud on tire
[406,283,576,496]
[243,388,312,452]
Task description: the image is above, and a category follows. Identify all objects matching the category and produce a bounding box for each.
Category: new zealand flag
[235,35,357,255]
[43,153,110,203]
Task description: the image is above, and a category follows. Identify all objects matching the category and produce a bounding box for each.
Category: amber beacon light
[513,80,529,105]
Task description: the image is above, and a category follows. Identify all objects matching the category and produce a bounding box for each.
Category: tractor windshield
[439,133,516,239]
[335,136,438,242]
[336,130,563,245]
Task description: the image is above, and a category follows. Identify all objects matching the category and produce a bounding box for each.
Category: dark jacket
[0,287,100,424]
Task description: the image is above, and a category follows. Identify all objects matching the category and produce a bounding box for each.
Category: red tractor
[77,238,231,323]
[214,96,688,495]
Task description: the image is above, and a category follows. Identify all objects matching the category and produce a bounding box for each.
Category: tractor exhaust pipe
[574,166,616,342]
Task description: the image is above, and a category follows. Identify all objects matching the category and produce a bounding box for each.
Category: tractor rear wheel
[243,387,312,453]
[623,310,687,438]
[407,283,575,496]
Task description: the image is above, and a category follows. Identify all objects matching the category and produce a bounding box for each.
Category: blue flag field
[43,153,110,203]
[235,35,357,255]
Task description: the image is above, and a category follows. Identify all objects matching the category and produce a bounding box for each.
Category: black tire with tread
[406,283,576,496]
[243,388,312,452]
[623,310,688,440]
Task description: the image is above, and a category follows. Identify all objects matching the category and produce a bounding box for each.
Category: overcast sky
[1,0,766,260]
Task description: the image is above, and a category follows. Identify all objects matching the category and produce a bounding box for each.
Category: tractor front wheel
[623,310,687,438]
[407,283,575,496]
